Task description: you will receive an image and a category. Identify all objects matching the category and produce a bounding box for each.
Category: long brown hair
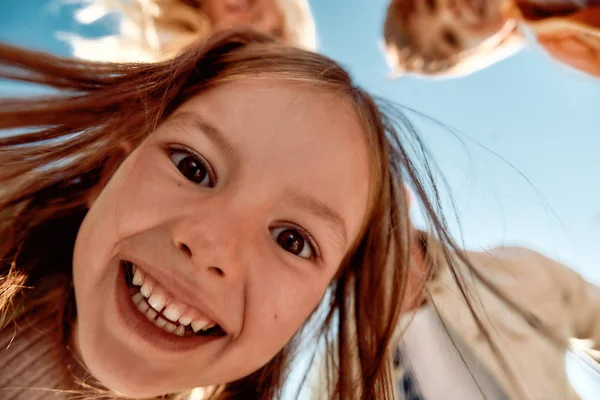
[0,29,554,400]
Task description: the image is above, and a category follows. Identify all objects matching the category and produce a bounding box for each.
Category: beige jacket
[309,242,600,399]
[417,241,600,400]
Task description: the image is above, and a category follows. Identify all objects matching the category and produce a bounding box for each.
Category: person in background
[506,0,600,76]
[311,191,600,400]
[62,0,316,62]
[389,225,600,400]
[382,0,600,78]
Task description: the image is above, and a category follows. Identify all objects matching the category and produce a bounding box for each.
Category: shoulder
[466,245,560,272]
[460,245,581,296]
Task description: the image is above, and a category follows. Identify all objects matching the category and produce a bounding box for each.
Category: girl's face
[202,0,285,40]
[387,0,509,70]
[72,79,371,397]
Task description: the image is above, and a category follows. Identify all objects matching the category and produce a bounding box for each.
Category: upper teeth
[140,280,153,298]
[163,303,184,322]
[132,267,144,286]
[130,264,218,334]
[148,292,166,312]
[191,319,214,333]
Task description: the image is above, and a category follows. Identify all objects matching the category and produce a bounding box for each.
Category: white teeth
[137,299,150,313]
[175,325,185,337]
[132,267,144,286]
[191,319,210,333]
[163,304,183,323]
[140,281,153,298]
[130,268,218,338]
[178,315,193,326]
[148,293,166,312]
[146,308,157,320]
[203,322,216,331]
[164,322,177,333]
[131,292,144,306]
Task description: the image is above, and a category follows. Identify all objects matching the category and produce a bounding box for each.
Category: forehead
[174,78,372,243]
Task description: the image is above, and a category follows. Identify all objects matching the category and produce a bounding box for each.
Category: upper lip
[123,255,229,334]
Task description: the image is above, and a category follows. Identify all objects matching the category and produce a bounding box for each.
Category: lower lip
[114,262,222,353]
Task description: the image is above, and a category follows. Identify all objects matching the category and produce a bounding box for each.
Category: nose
[171,212,245,282]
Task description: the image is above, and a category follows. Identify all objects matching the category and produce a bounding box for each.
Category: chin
[90,367,175,398]
[75,331,171,398]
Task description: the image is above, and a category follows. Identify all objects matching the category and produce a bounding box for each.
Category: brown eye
[278,229,304,254]
[169,149,214,187]
[271,226,315,259]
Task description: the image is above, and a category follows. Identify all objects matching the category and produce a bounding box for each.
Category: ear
[85,141,133,208]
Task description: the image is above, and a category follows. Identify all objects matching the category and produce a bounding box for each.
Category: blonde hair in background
[60,0,316,62]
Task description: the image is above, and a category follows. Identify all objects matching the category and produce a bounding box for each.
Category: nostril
[178,242,192,258]
[208,266,225,277]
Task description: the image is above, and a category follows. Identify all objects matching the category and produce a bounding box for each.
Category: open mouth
[121,260,225,338]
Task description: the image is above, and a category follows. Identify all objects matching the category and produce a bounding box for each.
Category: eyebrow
[169,111,235,156]
[286,191,348,249]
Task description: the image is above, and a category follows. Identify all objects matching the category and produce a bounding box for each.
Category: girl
[64,0,316,62]
[0,29,464,399]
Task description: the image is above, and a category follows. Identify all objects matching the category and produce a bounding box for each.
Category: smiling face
[72,79,371,397]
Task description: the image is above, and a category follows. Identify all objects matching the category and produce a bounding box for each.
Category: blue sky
[1,0,599,397]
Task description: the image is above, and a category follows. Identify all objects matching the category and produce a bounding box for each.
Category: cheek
[262,272,326,326]
[94,145,180,238]
[235,265,331,369]
[73,146,169,285]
